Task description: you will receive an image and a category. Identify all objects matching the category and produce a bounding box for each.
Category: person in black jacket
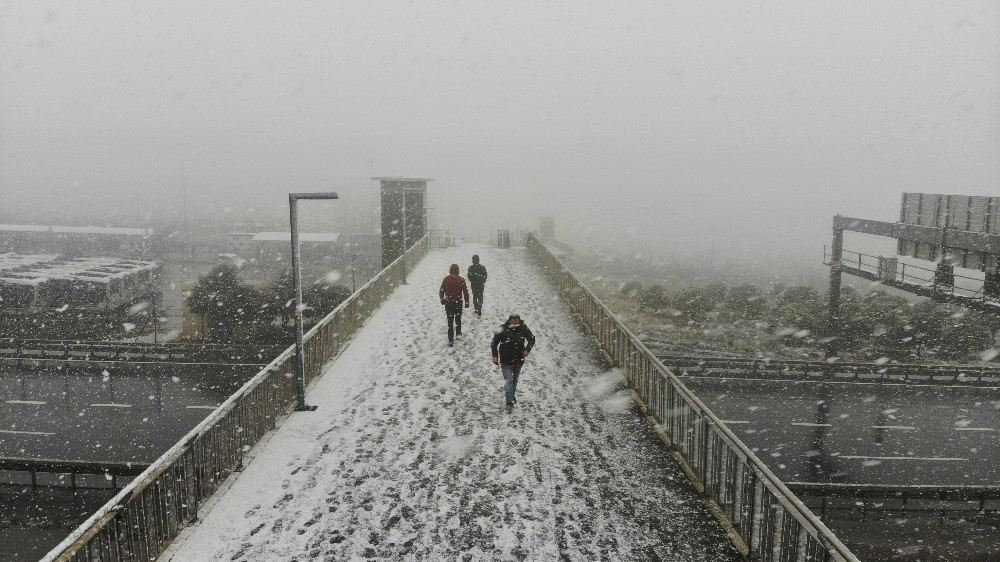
[491,313,535,413]
[467,255,488,316]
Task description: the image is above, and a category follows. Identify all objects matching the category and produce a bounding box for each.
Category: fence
[0,458,150,492]
[0,340,281,365]
[526,233,859,562]
[658,354,1000,386]
[823,246,989,302]
[40,234,430,562]
[788,482,1000,518]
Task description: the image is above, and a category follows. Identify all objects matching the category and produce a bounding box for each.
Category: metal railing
[0,339,281,365]
[40,234,430,562]
[658,354,1000,386]
[822,246,989,302]
[526,233,859,562]
[0,458,150,492]
[788,482,1000,518]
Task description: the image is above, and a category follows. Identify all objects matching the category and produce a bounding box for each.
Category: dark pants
[471,284,485,315]
[445,302,463,342]
[501,363,522,405]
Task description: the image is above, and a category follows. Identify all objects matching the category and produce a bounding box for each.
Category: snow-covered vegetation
[578,263,999,364]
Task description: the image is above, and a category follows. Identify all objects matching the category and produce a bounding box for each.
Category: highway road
[681,376,1000,486]
[0,364,255,464]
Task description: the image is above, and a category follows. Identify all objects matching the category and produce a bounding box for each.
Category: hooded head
[506,313,522,327]
[472,255,480,265]
[449,264,460,276]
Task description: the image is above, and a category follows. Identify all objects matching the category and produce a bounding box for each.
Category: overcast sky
[2,1,998,266]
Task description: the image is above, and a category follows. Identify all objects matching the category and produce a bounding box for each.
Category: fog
[2,1,998,271]
[4,5,1000,560]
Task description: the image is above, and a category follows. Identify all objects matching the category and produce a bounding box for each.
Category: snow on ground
[165,245,740,561]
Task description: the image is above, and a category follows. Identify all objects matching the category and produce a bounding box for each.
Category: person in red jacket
[439,263,470,346]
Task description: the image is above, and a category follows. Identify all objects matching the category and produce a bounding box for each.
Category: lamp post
[289,192,339,411]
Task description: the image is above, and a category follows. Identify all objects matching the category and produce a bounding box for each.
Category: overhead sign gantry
[827,193,1000,320]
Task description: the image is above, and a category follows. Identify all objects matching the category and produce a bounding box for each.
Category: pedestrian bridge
[42,235,856,562]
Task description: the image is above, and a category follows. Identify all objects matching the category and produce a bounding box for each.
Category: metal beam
[834,215,1000,255]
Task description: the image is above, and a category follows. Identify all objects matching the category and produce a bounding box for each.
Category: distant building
[217,231,384,289]
[340,233,382,283]
[224,232,257,256]
[223,231,344,266]
[0,224,153,258]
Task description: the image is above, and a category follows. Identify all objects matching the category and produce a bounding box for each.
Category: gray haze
[2,1,999,270]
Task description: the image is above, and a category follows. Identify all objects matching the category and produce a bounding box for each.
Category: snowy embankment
[165,245,739,561]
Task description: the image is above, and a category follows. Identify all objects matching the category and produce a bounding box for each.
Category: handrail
[40,234,431,562]
[527,233,859,562]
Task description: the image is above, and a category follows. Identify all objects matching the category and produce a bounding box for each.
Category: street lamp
[289,192,339,411]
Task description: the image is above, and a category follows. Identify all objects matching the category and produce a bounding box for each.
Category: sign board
[897,193,1000,270]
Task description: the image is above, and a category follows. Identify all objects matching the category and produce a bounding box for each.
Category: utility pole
[827,218,844,359]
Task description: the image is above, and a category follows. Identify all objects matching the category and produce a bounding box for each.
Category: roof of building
[0,224,153,236]
[251,232,341,243]
[371,177,433,182]
[0,253,158,285]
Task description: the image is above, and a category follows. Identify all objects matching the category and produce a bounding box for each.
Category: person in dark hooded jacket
[467,255,488,316]
[439,264,470,346]
[491,313,535,413]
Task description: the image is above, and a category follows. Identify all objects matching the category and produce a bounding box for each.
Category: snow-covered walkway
[165,245,740,561]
